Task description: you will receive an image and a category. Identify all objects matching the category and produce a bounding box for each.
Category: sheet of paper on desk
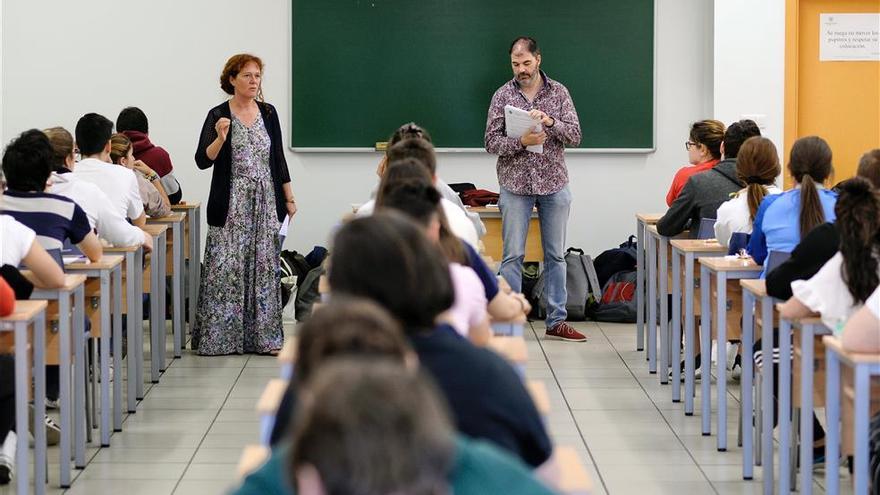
[504,105,543,154]
[62,255,88,265]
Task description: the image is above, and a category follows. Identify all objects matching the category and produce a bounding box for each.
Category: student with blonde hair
[109,133,171,218]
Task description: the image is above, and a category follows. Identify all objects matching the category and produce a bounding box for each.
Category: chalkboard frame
[288,1,657,154]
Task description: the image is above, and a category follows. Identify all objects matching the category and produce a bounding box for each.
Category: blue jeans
[498,185,571,328]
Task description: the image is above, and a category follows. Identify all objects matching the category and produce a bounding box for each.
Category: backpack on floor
[592,235,637,289]
[280,250,310,307]
[294,265,325,322]
[590,269,638,323]
[533,248,601,321]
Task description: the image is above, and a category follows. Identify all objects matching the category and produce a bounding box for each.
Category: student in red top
[666,119,726,206]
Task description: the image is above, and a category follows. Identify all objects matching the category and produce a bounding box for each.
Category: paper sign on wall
[820,13,880,61]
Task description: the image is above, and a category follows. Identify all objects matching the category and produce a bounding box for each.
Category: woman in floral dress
[193,53,297,355]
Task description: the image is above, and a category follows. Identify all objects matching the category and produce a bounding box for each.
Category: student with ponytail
[714,136,782,247]
[748,136,837,270]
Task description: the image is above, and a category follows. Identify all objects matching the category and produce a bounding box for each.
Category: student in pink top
[666,119,726,206]
[376,160,491,345]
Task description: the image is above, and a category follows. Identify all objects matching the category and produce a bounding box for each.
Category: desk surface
[66,254,124,271]
[0,300,48,322]
[23,273,87,292]
[698,256,762,272]
[471,206,538,217]
[636,213,664,223]
[103,245,140,253]
[487,336,528,364]
[823,336,880,365]
[147,212,186,223]
[670,239,726,253]
[143,224,168,236]
[170,202,201,210]
[740,279,767,297]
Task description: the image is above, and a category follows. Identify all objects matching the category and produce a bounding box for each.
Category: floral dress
[194,113,283,355]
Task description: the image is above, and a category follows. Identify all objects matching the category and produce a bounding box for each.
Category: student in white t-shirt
[714,136,782,247]
[780,177,880,331]
[71,113,146,227]
[841,285,880,353]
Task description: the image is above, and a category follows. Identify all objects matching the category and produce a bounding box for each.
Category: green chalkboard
[291,0,654,150]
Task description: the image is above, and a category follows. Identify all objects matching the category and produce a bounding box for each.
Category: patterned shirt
[484,71,581,196]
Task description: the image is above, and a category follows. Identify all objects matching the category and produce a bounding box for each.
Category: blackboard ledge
[290,147,656,154]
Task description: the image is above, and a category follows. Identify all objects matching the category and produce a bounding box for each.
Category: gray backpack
[533,248,602,321]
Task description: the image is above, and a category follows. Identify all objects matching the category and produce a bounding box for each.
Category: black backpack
[593,235,637,289]
[279,250,310,307]
[294,266,325,322]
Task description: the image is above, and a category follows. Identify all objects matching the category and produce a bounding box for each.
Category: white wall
[713,0,787,156]
[2,0,717,257]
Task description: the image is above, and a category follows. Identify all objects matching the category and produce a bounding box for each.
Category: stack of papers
[504,105,543,154]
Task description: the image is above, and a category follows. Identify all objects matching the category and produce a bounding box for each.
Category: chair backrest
[766,250,792,273]
[697,218,716,240]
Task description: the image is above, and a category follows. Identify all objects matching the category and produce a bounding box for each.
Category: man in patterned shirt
[484,36,585,342]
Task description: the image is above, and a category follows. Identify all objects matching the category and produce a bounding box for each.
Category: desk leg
[194,210,201,341]
[112,266,123,431]
[854,365,870,495]
[700,265,711,436]
[648,234,657,372]
[159,232,167,372]
[13,322,29,495]
[761,296,775,495]
[671,251,681,400]
[33,313,46,495]
[100,274,111,446]
[684,253,696,416]
[58,294,72,487]
[778,319,792,494]
[73,287,86,468]
[659,237,669,383]
[135,249,145,398]
[799,326,814,495]
[636,219,645,352]
[187,214,197,342]
[741,290,754,479]
[125,253,137,413]
[824,349,840,495]
[173,223,183,358]
[717,273,728,451]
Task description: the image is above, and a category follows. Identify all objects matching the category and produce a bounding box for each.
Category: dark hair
[509,36,540,55]
[835,177,880,305]
[75,113,114,156]
[329,213,454,331]
[43,127,74,172]
[294,297,409,385]
[386,138,437,175]
[375,158,433,205]
[723,119,761,159]
[2,129,55,191]
[377,175,467,265]
[389,122,432,147]
[735,137,780,221]
[857,149,880,189]
[116,107,149,134]
[291,359,454,495]
[689,120,725,160]
[788,136,834,237]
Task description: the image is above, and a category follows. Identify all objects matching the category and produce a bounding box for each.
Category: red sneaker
[545,322,587,342]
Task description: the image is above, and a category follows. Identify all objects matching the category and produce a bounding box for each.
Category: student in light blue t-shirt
[748,136,838,274]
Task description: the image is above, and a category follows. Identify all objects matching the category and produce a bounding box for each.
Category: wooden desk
[0,300,47,495]
[669,239,726,399]
[103,245,145,409]
[646,225,691,378]
[237,445,270,480]
[27,274,87,481]
[66,255,125,446]
[635,213,663,353]
[697,256,761,451]
[471,206,542,263]
[171,202,202,339]
[527,380,550,416]
[739,278,775,481]
[278,337,298,380]
[823,336,880,495]
[556,446,594,495]
[143,224,168,382]
[148,213,186,359]
[490,310,527,337]
[487,335,528,376]
[257,378,289,445]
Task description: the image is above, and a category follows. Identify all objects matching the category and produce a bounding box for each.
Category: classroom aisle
[1,320,853,495]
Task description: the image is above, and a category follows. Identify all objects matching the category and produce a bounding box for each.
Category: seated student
[329,213,555,471]
[748,135,837,269]
[116,106,183,204]
[43,127,152,251]
[109,133,172,218]
[376,169,491,344]
[71,113,147,227]
[658,119,759,236]
[0,130,102,262]
[714,136,782,247]
[357,128,481,248]
[248,294,550,495]
[841,285,880,353]
[665,119,725,206]
[766,148,880,299]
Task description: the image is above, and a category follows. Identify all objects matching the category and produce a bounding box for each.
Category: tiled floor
[2,319,855,494]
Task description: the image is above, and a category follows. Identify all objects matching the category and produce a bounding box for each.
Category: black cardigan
[195,101,291,227]
[765,222,839,300]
